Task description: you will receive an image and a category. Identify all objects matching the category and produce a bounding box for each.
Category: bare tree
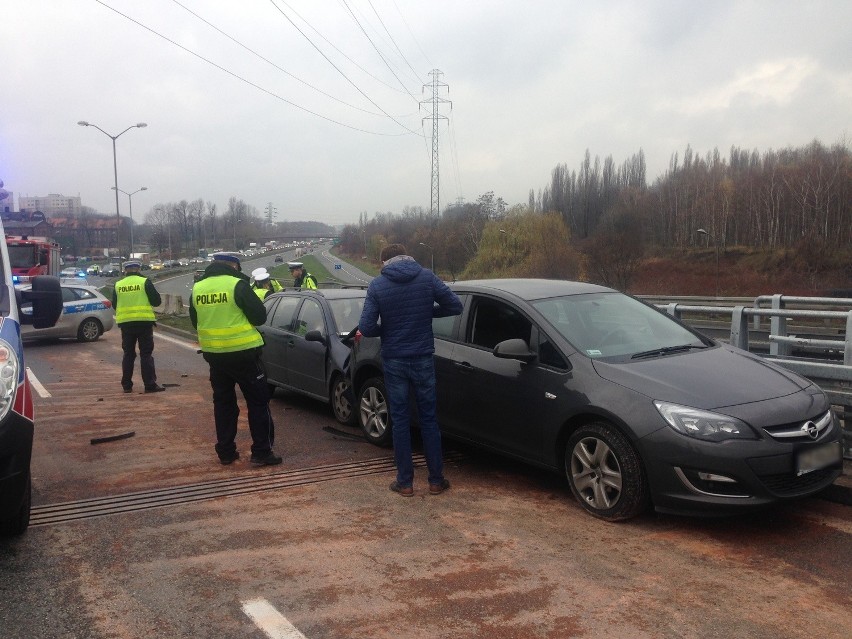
[205,201,217,246]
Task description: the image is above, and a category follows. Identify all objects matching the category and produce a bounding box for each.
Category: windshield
[7,245,37,269]
[533,292,707,360]
[327,297,364,334]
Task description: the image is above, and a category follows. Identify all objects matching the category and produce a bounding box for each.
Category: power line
[267,0,422,136]
[168,0,390,118]
[276,0,408,94]
[365,0,425,86]
[448,116,464,208]
[391,0,433,71]
[342,0,420,88]
[92,0,409,136]
[338,0,420,102]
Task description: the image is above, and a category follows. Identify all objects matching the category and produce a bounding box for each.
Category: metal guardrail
[646,295,852,459]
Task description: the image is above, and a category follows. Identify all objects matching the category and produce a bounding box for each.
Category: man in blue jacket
[358,243,462,497]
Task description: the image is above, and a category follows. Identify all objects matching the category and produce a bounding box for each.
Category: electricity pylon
[420,69,451,217]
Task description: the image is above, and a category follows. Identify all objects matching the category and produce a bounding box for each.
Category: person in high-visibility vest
[250,267,276,301]
[190,252,281,466]
[112,260,164,393]
[288,261,317,289]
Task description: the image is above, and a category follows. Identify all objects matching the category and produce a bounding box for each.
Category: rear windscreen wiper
[630,344,708,360]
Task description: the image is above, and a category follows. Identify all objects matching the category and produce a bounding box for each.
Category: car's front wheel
[77,318,103,342]
[357,377,392,446]
[565,422,649,521]
[330,373,354,425]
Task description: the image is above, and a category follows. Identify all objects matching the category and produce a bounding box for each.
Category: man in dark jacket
[190,252,281,467]
[358,243,462,497]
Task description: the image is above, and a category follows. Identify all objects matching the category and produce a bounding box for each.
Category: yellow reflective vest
[254,287,270,301]
[193,275,264,353]
[295,272,318,289]
[114,274,156,324]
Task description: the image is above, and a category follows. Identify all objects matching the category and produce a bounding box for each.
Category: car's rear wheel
[565,422,649,521]
[77,318,103,342]
[358,377,392,446]
[330,373,355,425]
[0,470,31,536]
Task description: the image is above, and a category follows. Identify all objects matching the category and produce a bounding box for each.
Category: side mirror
[493,338,537,363]
[304,329,327,345]
[17,275,63,328]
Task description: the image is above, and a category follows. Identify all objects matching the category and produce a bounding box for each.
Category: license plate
[796,441,842,476]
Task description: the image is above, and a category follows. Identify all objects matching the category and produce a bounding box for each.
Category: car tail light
[103,300,112,308]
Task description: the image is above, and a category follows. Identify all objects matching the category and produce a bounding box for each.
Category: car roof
[62,282,103,292]
[268,287,367,300]
[449,278,615,301]
[20,281,102,293]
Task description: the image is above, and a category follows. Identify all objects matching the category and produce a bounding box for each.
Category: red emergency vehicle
[5,236,61,279]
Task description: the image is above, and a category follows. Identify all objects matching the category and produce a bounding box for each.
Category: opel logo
[801,421,819,440]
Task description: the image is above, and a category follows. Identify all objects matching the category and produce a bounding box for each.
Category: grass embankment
[267,254,341,285]
[629,245,850,297]
[156,313,195,334]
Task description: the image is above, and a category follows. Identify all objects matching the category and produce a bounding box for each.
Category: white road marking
[26,368,51,398]
[241,598,308,639]
[320,248,370,284]
[154,330,201,351]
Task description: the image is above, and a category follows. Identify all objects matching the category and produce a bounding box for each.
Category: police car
[61,266,87,278]
[0,226,62,535]
[19,282,114,342]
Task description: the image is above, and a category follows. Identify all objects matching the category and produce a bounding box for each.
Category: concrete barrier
[157,294,189,316]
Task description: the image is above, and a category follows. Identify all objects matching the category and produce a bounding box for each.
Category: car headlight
[0,339,21,422]
[654,401,757,442]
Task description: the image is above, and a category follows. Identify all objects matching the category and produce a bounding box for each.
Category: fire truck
[5,235,61,280]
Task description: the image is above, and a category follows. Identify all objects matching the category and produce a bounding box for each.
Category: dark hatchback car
[258,288,365,425]
[350,278,843,521]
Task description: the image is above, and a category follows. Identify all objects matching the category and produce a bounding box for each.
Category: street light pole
[111,186,147,258]
[696,228,719,297]
[419,242,434,271]
[168,208,175,259]
[78,120,147,263]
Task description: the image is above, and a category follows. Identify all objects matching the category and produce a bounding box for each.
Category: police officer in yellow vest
[190,252,281,466]
[250,267,275,301]
[288,261,317,289]
[112,260,164,393]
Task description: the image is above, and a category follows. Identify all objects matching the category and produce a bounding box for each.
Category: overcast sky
[2,0,850,227]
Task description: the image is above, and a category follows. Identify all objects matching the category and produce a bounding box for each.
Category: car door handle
[453,361,475,372]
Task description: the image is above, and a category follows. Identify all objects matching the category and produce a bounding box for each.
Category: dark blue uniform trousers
[202,348,275,459]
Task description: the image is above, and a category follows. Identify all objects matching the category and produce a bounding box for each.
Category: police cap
[251,267,270,281]
[212,252,242,264]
